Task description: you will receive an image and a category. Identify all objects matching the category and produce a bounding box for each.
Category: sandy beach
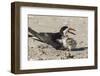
[28,15,88,60]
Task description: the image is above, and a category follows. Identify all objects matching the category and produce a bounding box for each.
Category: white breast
[56,39,63,44]
[56,37,68,48]
[62,37,67,48]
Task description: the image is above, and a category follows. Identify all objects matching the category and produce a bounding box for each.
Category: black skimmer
[28,26,76,50]
[51,26,76,50]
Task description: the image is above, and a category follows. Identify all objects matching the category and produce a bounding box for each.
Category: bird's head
[60,26,76,37]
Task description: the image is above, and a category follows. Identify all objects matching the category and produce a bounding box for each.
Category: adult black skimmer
[28,26,76,50]
[51,26,76,50]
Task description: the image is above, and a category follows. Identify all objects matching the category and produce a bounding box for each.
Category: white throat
[63,28,69,37]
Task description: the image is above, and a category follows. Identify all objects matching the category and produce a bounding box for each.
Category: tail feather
[28,27,45,41]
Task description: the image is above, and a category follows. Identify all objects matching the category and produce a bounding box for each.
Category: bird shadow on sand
[71,47,88,51]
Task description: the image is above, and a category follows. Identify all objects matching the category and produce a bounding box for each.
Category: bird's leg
[68,46,74,58]
[68,46,71,56]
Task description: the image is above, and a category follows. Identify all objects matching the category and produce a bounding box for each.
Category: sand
[28,15,88,60]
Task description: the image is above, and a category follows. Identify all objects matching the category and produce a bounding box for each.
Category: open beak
[68,28,76,35]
